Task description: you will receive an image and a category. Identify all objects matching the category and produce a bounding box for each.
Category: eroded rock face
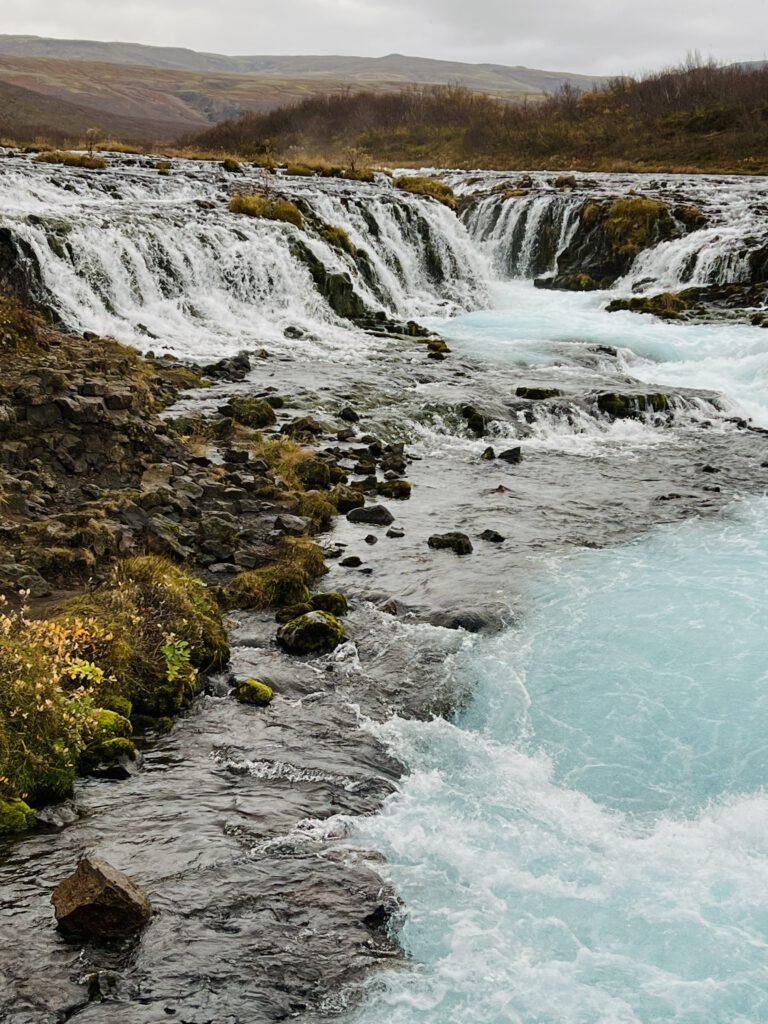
[51,856,152,938]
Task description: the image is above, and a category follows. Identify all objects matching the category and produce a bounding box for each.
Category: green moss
[79,736,137,773]
[229,396,277,428]
[221,157,243,173]
[604,198,676,260]
[310,592,349,616]
[275,602,314,622]
[394,176,456,209]
[225,565,311,610]
[297,491,336,528]
[320,224,356,256]
[0,798,36,835]
[90,708,132,740]
[57,555,228,716]
[277,611,345,654]
[229,193,304,228]
[99,693,133,719]
[235,678,274,705]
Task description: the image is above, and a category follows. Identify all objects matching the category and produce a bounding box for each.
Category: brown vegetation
[190,61,768,174]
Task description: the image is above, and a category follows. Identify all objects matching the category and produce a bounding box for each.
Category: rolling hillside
[0,35,607,97]
[0,54,376,139]
[0,79,185,143]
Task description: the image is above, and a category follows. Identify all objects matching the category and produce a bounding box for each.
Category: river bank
[0,151,767,1022]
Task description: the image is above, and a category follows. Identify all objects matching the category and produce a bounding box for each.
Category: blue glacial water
[349,497,768,1024]
[427,281,768,426]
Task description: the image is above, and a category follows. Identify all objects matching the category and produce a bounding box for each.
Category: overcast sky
[3,0,767,74]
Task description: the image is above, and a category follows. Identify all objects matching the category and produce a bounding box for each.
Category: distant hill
[0,54,386,141]
[0,35,608,98]
[0,79,184,144]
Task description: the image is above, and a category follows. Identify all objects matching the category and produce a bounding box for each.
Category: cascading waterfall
[0,156,488,358]
[459,171,768,291]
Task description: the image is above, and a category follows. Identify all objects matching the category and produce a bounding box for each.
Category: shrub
[0,604,111,805]
[34,151,108,170]
[228,193,304,228]
[393,176,457,209]
[56,555,229,716]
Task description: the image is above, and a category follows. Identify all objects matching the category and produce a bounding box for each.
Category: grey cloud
[3,0,767,73]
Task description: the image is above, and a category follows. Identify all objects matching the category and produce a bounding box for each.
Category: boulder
[51,856,152,938]
[498,447,523,464]
[235,678,274,705]
[428,532,473,555]
[310,591,349,616]
[277,611,345,654]
[479,529,505,543]
[347,504,394,526]
[227,396,276,429]
[376,479,411,499]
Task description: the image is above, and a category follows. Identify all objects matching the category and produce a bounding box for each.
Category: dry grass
[34,150,107,170]
[394,175,456,208]
[228,193,304,228]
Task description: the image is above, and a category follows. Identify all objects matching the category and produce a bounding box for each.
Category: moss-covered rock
[0,797,36,835]
[78,736,138,774]
[229,396,277,428]
[595,392,671,419]
[376,479,412,499]
[331,484,365,513]
[310,592,349,616]
[226,565,311,610]
[515,386,563,399]
[235,678,274,705]
[229,194,304,229]
[277,611,345,654]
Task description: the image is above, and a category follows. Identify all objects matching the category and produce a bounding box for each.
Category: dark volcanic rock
[498,447,523,464]
[347,504,395,526]
[428,532,473,555]
[51,856,151,938]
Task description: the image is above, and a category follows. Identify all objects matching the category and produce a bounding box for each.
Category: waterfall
[0,155,489,359]
[460,172,768,292]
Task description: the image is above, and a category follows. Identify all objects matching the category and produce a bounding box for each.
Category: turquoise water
[350,498,768,1024]
[427,282,768,425]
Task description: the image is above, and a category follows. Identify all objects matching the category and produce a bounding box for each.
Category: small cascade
[460,172,768,293]
[0,155,488,358]
[463,190,581,278]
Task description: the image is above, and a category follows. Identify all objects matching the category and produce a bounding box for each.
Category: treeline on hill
[188,61,768,173]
